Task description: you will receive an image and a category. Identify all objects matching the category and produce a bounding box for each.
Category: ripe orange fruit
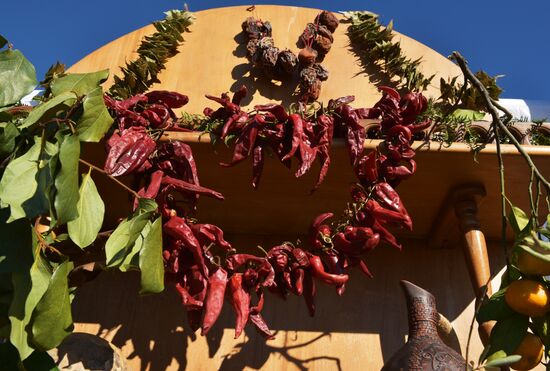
[505,279,550,317]
[510,333,543,370]
[517,249,550,276]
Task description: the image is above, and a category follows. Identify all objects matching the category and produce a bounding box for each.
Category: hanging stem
[78,158,141,199]
[493,122,511,274]
[452,52,550,194]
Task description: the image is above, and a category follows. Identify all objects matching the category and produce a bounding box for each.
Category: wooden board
[68,5,462,114]
[73,239,508,371]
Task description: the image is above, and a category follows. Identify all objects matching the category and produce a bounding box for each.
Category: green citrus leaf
[485,314,529,362]
[506,201,530,235]
[20,91,76,129]
[0,208,33,273]
[54,135,80,224]
[67,170,104,248]
[477,288,515,323]
[0,141,41,221]
[139,217,164,294]
[0,122,19,158]
[8,253,52,360]
[76,86,113,142]
[30,260,74,350]
[0,49,37,108]
[50,69,109,97]
[105,199,156,267]
[484,354,522,368]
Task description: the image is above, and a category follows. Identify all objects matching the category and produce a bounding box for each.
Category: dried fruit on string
[315,10,339,33]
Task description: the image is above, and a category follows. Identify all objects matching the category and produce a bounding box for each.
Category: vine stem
[452,52,550,193]
[78,158,141,199]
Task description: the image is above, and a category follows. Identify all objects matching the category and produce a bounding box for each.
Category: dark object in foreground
[382,280,466,371]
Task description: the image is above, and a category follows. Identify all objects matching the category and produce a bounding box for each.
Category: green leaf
[533,315,550,347]
[484,354,522,368]
[0,121,19,158]
[485,314,529,362]
[50,69,109,97]
[30,260,74,350]
[105,199,156,267]
[0,208,33,273]
[67,170,104,248]
[20,91,77,129]
[54,134,80,224]
[76,86,113,142]
[119,221,150,272]
[139,217,164,294]
[450,108,485,122]
[0,141,40,221]
[9,253,52,360]
[0,49,37,107]
[507,201,530,235]
[477,288,516,323]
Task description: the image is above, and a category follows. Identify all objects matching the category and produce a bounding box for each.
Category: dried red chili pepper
[309,213,333,250]
[228,273,250,338]
[104,127,156,176]
[161,175,224,200]
[164,216,208,278]
[308,255,349,286]
[201,267,228,336]
[145,90,189,108]
[190,223,232,251]
[373,182,410,218]
[364,199,412,230]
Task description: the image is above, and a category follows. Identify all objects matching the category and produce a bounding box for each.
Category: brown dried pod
[299,23,316,47]
[241,17,272,39]
[261,46,280,69]
[312,63,329,81]
[246,39,259,60]
[298,47,317,66]
[276,49,298,77]
[313,35,333,55]
[300,79,322,102]
[299,65,318,87]
[315,11,339,33]
[315,24,334,43]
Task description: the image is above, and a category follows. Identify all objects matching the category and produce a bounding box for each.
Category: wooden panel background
[68,5,549,370]
[74,239,507,371]
[68,5,462,113]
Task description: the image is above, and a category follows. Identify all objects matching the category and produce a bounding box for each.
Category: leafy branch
[108,10,195,99]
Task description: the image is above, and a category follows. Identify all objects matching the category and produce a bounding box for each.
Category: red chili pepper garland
[103,82,428,339]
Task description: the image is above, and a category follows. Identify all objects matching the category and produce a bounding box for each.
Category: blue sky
[3,1,550,115]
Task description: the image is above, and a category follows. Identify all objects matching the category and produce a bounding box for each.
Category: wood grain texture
[73,239,507,371]
[68,5,461,114]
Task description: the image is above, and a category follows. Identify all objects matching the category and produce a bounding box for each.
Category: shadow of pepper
[230,32,300,109]
[219,330,342,371]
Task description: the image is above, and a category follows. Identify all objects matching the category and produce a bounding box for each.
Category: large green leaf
[485,314,529,362]
[50,69,109,97]
[76,86,113,142]
[8,253,52,360]
[506,201,530,236]
[30,260,74,350]
[477,288,516,323]
[54,134,80,224]
[139,217,164,294]
[0,122,18,158]
[0,141,40,221]
[20,91,77,129]
[67,170,104,248]
[0,49,37,107]
[105,199,157,267]
[119,221,150,272]
[0,208,33,273]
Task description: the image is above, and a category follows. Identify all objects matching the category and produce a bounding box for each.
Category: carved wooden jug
[382,280,466,371]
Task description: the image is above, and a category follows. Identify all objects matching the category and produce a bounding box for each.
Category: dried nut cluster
[241,11,339,102]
